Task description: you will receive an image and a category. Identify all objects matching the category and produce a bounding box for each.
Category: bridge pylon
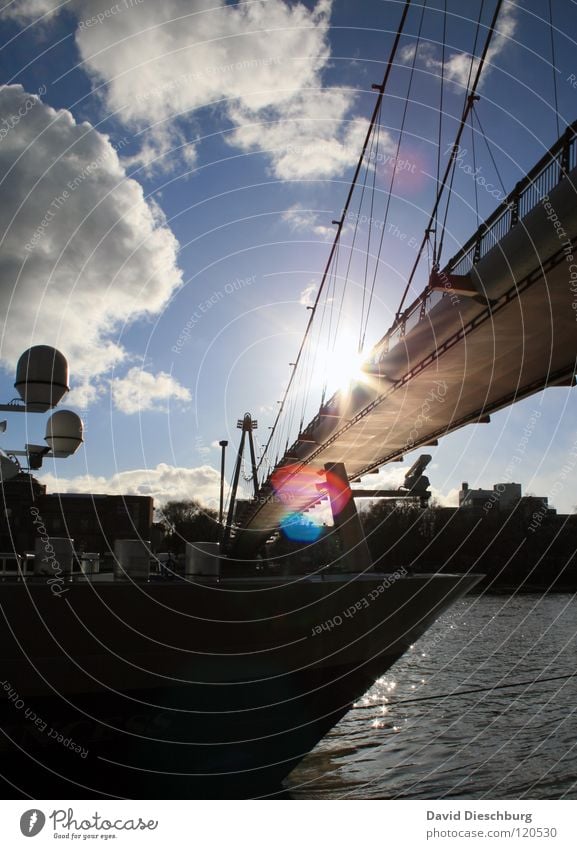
[222,413,259,548]
[321,462,373,572]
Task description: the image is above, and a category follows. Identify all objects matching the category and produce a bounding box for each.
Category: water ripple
[288,593,577,799]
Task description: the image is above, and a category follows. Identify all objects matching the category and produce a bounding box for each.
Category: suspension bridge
[221,1,577,560]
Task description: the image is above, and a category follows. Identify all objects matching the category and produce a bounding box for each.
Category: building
[0,473,45,553]
[0,473,153,555]
[459,481,522,510]
[38,492,153,554]
[458,481,552,516]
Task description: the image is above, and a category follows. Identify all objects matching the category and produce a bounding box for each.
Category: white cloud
[2,0,366,180]
[283,206,321,231]
[111,367,191,414]
[121,123,197,177]
[401,5,517,89]
[353,465,406,491]
[0,84,182,391]
[283,205,335,238]
[398,43,417,65]
[228,94,370,180]
[73,0,336,123]
[64,367,192,413]
[66,382,102,410]
[299,282,318,307]
[39,462,223,507]
[437,487,459,507]
[0,0,62,20]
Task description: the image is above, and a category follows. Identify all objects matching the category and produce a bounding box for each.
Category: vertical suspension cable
[256,0,414,473]
[298,330,314,431]
[425,235,432,279]
[396,0,504,318]
[328,118,380,360]
[473,105,507,196]
[433,0,447,265]
[548,0,560,139]
[322,240,342,395]
[437,0,484,269]
[471,117,480,226]
[465,0,485,93]
[436,137,458,268]
[358,102,383,352]
[359,0,428,352]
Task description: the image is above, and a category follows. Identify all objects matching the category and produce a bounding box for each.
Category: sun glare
[322,331,369,393]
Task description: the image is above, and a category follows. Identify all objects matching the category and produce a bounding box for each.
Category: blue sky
[0,0,576,514]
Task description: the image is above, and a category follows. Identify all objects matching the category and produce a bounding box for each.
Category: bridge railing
[382,121,577,351]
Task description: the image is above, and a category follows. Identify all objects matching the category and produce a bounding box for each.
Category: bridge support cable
[472,105,507,198]
[325,112,382,362]
[435,141,458,274]
[395,0,505,319]
[322,243,342,400]
[471,117,480,229]
[432,0,447,268]
[359,0,429,354]
[320,108,389,373]
[256,0,414,476]
[324,101,384,366]
[435,2,486,270]
[289,240,344,453]
[308,128,382,412]
[548,0,560,140]
[358,105,382,354]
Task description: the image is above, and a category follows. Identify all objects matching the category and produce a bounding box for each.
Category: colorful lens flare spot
[280,513,323,543]
[271,464,321,505]
[325,467,352,516]
[377,145,429,195]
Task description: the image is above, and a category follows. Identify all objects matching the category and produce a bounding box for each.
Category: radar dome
[45,410,83,457]
[14,346,69,411]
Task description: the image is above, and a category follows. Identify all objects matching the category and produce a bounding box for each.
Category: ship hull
[0,572,480,798]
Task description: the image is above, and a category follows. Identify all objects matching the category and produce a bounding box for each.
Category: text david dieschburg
[427,810,532,824]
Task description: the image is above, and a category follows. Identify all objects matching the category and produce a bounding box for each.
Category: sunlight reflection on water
[288,593,577,799]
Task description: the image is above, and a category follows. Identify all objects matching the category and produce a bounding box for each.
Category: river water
[287,593,577,799]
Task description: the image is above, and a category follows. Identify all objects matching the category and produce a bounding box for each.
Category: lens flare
[280,512,322,543]
[270,463,352,520]
[377,144,429,195]
[271,464,320,505]
[325,467,352,516]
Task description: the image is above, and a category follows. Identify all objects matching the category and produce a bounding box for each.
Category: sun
[321,330,371,394]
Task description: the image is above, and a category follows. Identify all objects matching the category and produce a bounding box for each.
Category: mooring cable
[354,671,577,710]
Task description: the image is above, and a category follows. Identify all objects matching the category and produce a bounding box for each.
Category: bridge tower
[322,462,373,572]
[222,413,259,548]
